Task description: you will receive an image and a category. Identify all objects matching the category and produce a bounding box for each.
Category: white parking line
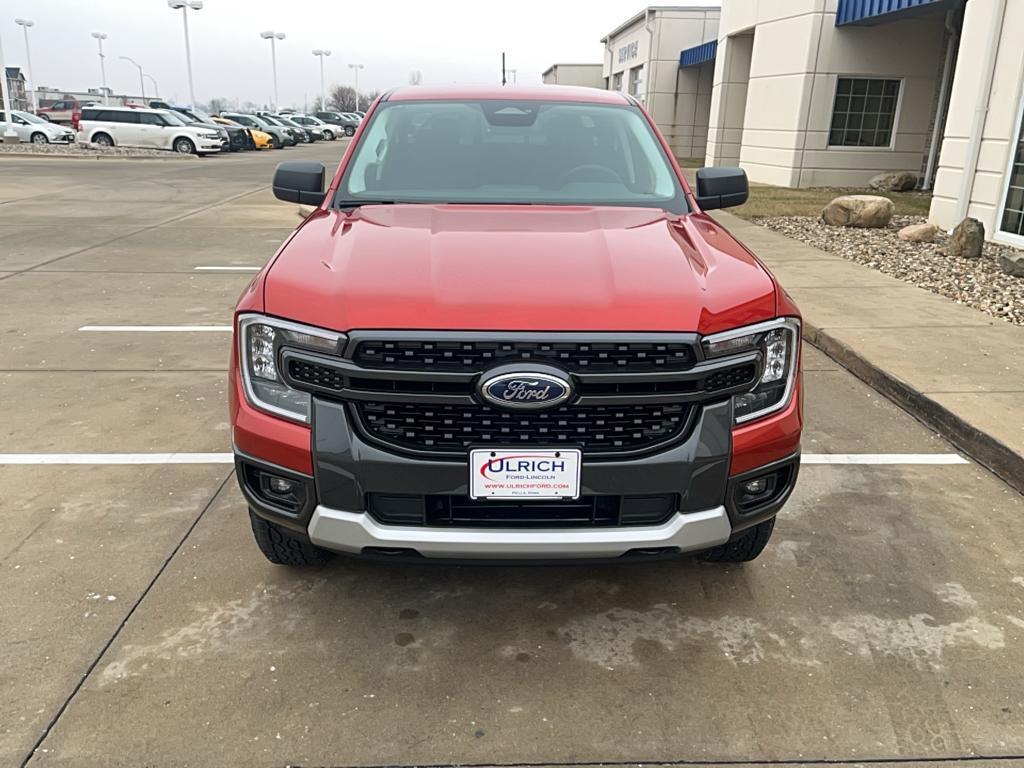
[0,453,969,465]
[193,266,261,272]
[79,325,232,332]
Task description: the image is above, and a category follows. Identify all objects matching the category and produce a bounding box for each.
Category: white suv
[78,106,222,155]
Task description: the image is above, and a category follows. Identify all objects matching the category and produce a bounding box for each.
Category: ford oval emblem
[479,371,573,410]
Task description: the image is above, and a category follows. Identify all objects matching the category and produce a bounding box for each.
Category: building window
[1002,113,1024,237]
[629,66,643,97]
[828,77,900,148]
[612,72,623,91]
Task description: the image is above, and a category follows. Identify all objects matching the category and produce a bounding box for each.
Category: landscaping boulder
[869,171,918,192]
[998,251,1024,277]
[822,195,895,228]
[897,222,938,242]
[947,218,985,259]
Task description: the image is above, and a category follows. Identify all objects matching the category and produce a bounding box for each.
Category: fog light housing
[240,461,309,516]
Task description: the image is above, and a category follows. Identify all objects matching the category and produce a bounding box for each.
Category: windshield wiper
[335,200,401,210]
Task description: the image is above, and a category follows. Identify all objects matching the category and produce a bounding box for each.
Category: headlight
[201,131,221,139]
[238,314,346,423]
[702,318,800,424]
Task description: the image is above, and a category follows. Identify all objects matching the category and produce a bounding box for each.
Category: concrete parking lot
[2,146,1024,768]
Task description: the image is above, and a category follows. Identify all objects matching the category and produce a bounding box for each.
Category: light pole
[260,31,285,111]
[312,48,331,111]
[0,28,16,141]
[14,19,37,113]
[91,33,109,105]
[120,55,146,101]
[167,0,202,107]
[348,63,364,110]
[144,74,159,97]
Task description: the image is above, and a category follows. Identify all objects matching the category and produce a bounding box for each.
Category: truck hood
[263,205,777,335]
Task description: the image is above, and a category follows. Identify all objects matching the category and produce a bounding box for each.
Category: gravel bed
[756,215,1024,326]
[0,142,194,159]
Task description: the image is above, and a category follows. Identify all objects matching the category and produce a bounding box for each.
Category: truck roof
[386,85,630,105]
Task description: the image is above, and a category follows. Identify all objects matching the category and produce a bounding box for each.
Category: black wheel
[322,129,335,141]
[699,518,775,563]
[39,114,51,122]
[173,137,196,154]
[249,510,333,566]
[344,125,355,137]
[30,132,49,145]
[272,135,283,149]
[92,132,114,147]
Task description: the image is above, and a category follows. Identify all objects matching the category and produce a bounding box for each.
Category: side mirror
[273,161,326,205]
[694,166,749,211]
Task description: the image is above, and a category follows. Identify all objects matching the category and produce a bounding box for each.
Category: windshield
[159,111,188,126]
[190,107,214,122]
[14,111,48,125]
[260,115,283,126]
[337,100,687,212]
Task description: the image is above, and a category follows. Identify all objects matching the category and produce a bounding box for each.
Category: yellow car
[211,116,273,150]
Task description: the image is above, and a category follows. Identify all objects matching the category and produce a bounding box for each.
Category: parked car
[220,113,291,149]
[36,98,97,125]
[285,113,337,140]
[274,114,323,142]
[150,103,249,152]
[0,110,76,144]
[232,86,802,567]
[257,113,305,145]
[211,116,272,150]
[314,110,358,137]
[78,106,222,155]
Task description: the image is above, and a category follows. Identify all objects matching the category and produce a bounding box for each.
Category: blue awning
[679,40,717,68]
[836,0,952,26]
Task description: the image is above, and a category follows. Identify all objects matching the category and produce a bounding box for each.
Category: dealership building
[547,0,1024,246]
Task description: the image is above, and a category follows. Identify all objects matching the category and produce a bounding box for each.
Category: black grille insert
[354,339,695,373]
[368,494,678,528]
[355,401,690,455]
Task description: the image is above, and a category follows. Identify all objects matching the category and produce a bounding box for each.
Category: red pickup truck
[230,85,802,567]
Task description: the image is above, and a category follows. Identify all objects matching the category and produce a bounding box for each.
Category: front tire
[173,137,197,154]
[322,129,335,141]
[92,132,114,147]
[31,132,50,145]
[344,125,355,137]
[699,518,775,563]
[249,510,332,566]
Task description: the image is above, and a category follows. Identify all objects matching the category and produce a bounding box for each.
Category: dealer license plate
[469,448,582,500]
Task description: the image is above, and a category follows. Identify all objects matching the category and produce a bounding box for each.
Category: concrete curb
[804,323,1024,495]
[0,151,198,161]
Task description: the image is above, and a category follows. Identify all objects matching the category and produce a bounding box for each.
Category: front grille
[368,493,678,528]
[353,339,695,373]
[355,401,690,455]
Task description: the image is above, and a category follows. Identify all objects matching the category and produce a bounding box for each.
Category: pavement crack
[19,472,234,768]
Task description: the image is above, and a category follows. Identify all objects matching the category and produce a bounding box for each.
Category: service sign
[469,449,582,500]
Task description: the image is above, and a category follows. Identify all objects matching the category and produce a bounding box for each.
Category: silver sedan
[0,110,77,144]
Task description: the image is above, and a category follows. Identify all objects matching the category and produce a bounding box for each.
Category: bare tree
[328,85,358,112]
[206,97,229,114]
[408,70,423,86]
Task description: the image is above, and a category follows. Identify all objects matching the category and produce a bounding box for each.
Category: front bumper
[236,391,800,561]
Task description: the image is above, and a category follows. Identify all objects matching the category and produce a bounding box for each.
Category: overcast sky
[3,0,719,108]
